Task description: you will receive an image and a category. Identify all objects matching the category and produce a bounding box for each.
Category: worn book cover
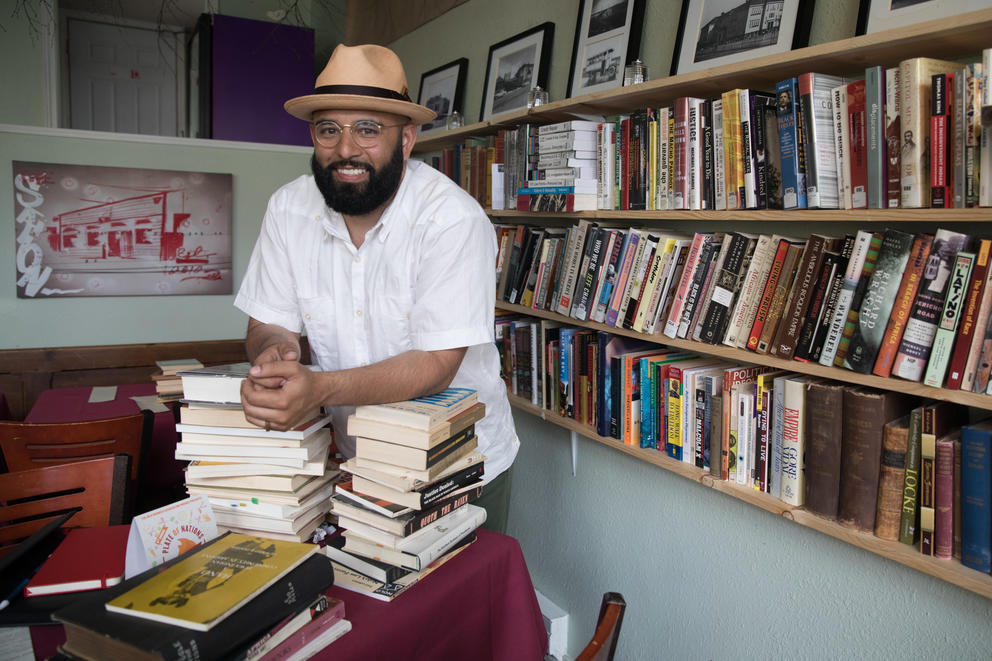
[934,433,958,559]
[837,388,915,532]
[771,234,838,359]
[874,414,911,541]
[961,419,992,572]
[803,381,847,519]
[756,241,804,353]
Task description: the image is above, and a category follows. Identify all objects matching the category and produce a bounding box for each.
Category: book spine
[923,252,975,387]
[664,233,707,338]
[898,407,924,546]
[776,78,806,209]
[934,437,956,559]
[930,73,952,209]
[724,234,773,348]
[711,100,726,210]
[570,229,605,321]
[780,378,807,506]
[955,241,992,390]
[801,74,842,208]
[885,67,902,208]
[842,229,915,374]
[746,239,790,350]
[679,239,720,338]
[756,244,803,353]
[961,423,992,572]
[875,417,910,541]
[803,381,845,518]
[722,90,744,210]
[793,251,842,361]
[606,232,640,327]
[920,408,937,556]
[698,233,749,344]
[772,235,827,359]
[847,80,868,209]
[866,66,887,209]
[832,233,884,367]
[871,233,933,377]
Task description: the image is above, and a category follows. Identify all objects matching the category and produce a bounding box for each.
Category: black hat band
[311,84,412,103]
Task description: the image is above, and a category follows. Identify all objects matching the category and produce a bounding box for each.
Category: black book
[698,233,757,344]
[54,537,333,661]
[508,228,543,304]
[700,99,714,210]
[324,535,411,584]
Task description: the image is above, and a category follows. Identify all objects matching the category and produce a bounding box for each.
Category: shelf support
[571,431,578,477]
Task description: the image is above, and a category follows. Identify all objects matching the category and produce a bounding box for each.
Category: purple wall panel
[211,14,314,146]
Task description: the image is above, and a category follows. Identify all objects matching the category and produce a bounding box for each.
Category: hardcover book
[55,550,332,661]
[961,419,992,572]
[949,240,992,390]
[837,388,915,532]
[803,381,847,519]
[874,413,911,541]
[25,525,129,597]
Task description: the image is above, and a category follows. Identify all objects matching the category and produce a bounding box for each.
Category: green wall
[391,1,992,658]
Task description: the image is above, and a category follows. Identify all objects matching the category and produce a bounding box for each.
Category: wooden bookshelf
[413,8,992,602]
[413,9,992,153]
[507,392,992,601]
[497,301,992,411]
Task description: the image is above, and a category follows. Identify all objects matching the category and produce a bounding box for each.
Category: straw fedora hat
[284,44,436,125]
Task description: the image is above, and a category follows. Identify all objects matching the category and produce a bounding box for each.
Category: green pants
[475,465,512,535]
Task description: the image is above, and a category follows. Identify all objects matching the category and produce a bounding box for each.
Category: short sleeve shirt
[234,160,518,481]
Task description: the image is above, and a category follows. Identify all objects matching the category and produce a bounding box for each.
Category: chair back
[0,411,151,482]
[575,592,626,661]
[0,455,130,559]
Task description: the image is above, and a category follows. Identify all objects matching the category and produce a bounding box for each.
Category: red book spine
[747,239,791,351]
[930,72,953,208]
[934,437,956,559]
[847,80,868,209]
[621,117,631,211]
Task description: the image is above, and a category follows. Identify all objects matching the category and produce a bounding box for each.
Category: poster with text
[13,161,233,298]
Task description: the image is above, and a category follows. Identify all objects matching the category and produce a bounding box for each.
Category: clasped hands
[240,342,324,432]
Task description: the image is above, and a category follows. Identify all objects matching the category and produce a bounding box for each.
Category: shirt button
[354,255,361,263]
[356,310,363,317]
[305,314,311,320]
[314,215,320,222]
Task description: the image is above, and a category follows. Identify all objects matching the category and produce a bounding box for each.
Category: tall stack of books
[326,388,488,600]
[517,120,600,211]
[174,363,337,542]
[152,358,202,403]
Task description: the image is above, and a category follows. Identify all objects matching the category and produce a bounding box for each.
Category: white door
[67,18,179,136]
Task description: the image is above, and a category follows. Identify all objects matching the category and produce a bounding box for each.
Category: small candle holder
[623,59,648,86]
[446,111,464,130]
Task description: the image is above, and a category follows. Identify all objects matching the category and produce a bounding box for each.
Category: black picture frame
[566,0,646,98]
[670,0,815,76]
[856,0,982,35]
[479,22,555,121]
[416,57,468,135]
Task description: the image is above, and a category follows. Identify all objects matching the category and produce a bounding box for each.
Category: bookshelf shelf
[506,392,992,601]
[413,9,992,153]
[496,301,992,411]
[486,208,992,223]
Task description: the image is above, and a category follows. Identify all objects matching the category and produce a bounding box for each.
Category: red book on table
[25,525,129,597]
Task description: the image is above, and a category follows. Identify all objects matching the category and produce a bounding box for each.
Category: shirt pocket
[299,296,339,369]
[378,285,415,355]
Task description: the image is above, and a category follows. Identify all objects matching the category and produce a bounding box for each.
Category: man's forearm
[314,347,466,408]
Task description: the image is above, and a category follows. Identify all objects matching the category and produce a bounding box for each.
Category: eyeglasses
[311,119,405,148]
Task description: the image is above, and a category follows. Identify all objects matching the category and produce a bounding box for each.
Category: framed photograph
[670,0,815,76]
[566,0,646,98]
[856,0,987,35]
[480,22,555,121]
[416,57,468,135]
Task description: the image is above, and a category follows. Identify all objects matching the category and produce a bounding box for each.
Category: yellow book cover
[105,533,317,631]
[721,89,743,209]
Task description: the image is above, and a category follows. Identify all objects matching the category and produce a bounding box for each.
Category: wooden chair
[575,592,626,661]
[0,411,152,514]
[0,454,130,559]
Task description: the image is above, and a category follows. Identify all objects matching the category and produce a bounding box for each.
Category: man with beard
[233,45,517,533]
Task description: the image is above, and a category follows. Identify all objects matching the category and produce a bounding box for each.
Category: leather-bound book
[803,381,847,518]
[838,388,915,532]
[874,413,911,540]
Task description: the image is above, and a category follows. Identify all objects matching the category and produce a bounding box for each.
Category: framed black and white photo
[670,0,815,76]
[480,22,554,121]
[566,0,646,98]
[856,0,986,35]
[416,57,468,134]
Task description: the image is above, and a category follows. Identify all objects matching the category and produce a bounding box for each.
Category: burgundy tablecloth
[320,528,547,661]
[25,529,546,661]
[25,384,184,497]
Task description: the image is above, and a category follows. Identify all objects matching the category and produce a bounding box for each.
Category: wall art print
[13,161,233,298]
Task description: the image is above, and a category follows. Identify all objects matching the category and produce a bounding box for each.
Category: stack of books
[325,388,488,600]
[152,358,202,402]
[174,362,337,542]
[54,532,350,660]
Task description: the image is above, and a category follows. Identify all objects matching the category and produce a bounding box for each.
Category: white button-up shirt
[235,160,518,481]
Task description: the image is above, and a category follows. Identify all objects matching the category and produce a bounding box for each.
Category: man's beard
[311,139,405,216]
